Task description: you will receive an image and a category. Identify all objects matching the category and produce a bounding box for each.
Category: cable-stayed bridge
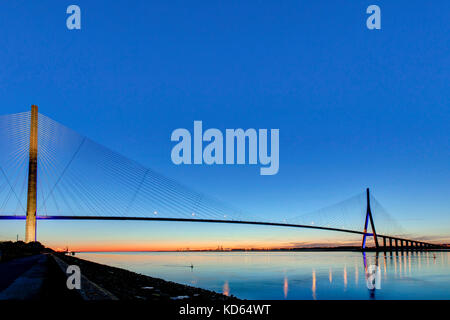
[0,106,445,250]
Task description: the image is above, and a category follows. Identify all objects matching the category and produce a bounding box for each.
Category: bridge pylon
[25,105,38,243]
[361,188,379,250]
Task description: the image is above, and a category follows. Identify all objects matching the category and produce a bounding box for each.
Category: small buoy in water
[190,264,194,269]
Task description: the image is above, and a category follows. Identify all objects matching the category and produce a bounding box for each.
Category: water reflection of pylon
[223,281,230,296]
[312,269,316,300]
[363,251,380,299]
[283,275,288,299]
[329,268,332,284]
[343,265,347,289]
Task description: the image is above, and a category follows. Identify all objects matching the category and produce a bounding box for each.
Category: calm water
[77,251,450,300]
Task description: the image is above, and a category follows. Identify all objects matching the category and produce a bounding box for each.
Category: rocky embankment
[57,253,238,301]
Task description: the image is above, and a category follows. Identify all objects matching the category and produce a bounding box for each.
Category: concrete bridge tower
[25,105,38,242]
[361,188,379,249]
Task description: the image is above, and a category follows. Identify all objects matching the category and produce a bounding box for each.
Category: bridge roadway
[0,215,442,250]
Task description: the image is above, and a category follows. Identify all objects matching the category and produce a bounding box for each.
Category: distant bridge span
[0,214,442,250]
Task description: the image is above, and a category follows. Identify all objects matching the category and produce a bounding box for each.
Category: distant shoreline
[68,246,450,254]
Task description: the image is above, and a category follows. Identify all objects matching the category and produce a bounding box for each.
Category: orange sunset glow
[47,239,366,252]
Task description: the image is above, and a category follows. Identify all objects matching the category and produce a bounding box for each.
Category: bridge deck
[0,215,407,241]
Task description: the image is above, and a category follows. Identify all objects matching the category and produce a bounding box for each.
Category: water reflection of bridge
[282,251,447,300]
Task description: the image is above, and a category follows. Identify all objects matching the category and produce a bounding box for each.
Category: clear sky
[0,1,448,250]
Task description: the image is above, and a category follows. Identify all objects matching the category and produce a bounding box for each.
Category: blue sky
[0,1,448,249]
